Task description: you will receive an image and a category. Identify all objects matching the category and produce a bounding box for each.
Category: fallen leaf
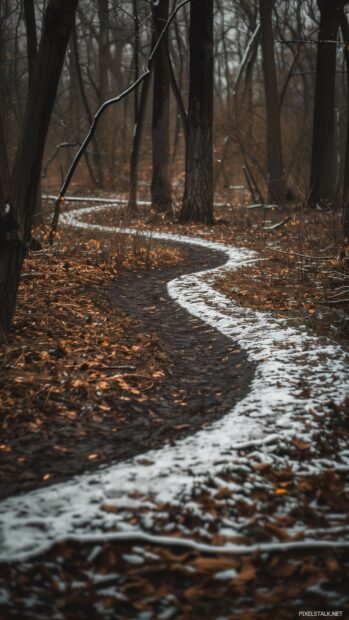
[215,487,232,500]
[292,438,311,450]
[235,562,256,582]
[174,424,190,431]
[101,504,120,514]
[191,557,239,573]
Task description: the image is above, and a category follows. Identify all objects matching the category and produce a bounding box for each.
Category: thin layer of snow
[0,204,348,562]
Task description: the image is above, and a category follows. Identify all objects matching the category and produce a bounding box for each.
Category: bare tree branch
[49,0,192,243]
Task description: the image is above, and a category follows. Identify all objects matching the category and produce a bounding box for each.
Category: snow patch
[0,204,348,562]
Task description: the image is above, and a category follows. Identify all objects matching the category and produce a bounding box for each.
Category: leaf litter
[0,225,181,498]
[0,202,349,618]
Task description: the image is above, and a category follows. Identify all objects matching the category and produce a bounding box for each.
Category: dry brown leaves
[0,538,348,619]
[0,228,181,496]
[82,203,349,346]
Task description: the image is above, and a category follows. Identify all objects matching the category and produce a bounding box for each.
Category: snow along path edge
[0,204,348,563]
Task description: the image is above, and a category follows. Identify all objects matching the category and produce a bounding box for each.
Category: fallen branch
[246,203,280,210]
[263,216,291,231]
[327,287,349,300]
[322,298,349,305]
[247,233,335,262]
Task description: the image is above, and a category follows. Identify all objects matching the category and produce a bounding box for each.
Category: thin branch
[233,23,261,97]
[263,216,291,231]
[246,203,279,210]
[275,38,343,48]
[247,233,335,262]
[42,142,80,179]
[321,298,349,305]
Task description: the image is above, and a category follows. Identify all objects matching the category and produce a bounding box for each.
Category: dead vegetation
[0,225,181,497]
[60,201,349,347]
[103,201,349,347]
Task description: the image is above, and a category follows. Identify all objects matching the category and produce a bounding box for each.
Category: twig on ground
[322,298,349,305]
[263,216,292,231]
[246,203,280,210]
[247,233,335,261]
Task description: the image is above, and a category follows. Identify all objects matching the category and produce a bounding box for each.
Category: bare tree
[151,0,172,213]
[260,0,286,204]
[0,113,10,206]
[23,0,37,86]
[180,0,214,225]
[0,0,78,337]
[338,2,349,238]
[309,0,340,207]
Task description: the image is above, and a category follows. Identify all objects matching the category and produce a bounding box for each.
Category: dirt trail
[110,242,254,441]
[1,241,253,500]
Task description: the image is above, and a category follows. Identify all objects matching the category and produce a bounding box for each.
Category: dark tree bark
[180,0,214,225]
[128,73,152,213]
[151,0,172,213]
[71,25,98,186]
[338,3,349,238]
[309,0,339,207]
[23,0,37,86]
[96,0,109,188]
[132,0,140,122]
[68,37,80,150]
[0,10,9,205]
[166,48,187,148]
[97,0,109,103]
[0,0,78,337]
[171,14,187,164]
[23,0,43,224]
[260,0,286,204]
[0,111,10,205]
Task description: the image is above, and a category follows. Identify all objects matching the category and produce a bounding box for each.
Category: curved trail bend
[0,204,348,562]
[110,231,254,443]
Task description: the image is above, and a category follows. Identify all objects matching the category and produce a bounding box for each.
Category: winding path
[0,204,348,562]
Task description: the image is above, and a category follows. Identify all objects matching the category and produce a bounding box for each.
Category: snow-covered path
[0,205,348,562]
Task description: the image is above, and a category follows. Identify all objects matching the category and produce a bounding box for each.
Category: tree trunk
[309,0,339,207]
[96,0,109,188]
[128,73,152,213]
[338,3,349,239]
[151,0,172,213]
[71,25,98,186]
[260,0,286,204]
[0,14,9,206]
[0,111,10,205]
[132,0,140,123]
[0,0,78,337]
[23,0,37,85]
[171,15,186,165]
[180,0,214,225]
[67,38,80,161]
[23,0,43,224]
[98,0,109,103]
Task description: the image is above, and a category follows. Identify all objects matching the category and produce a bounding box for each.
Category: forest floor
[0,223,254,500]
[0,199,348,618]
[118,201,349,348]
